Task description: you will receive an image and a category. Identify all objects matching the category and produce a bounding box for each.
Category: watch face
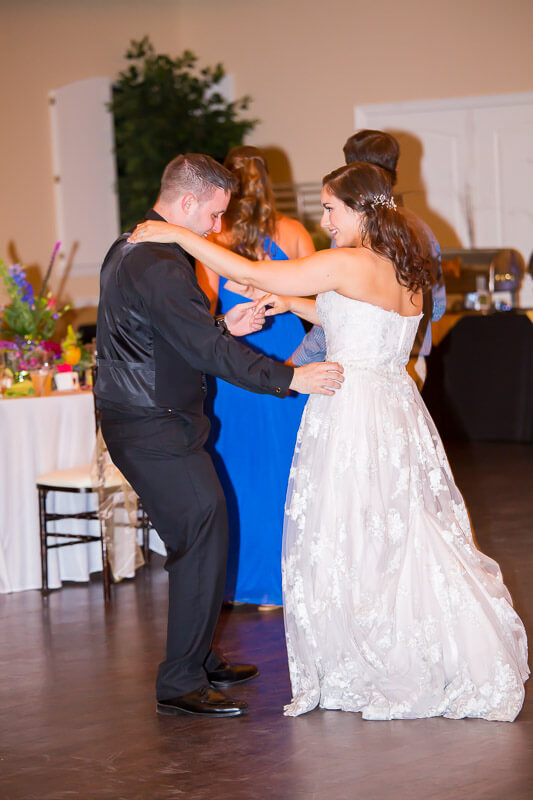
[216,316,228,333]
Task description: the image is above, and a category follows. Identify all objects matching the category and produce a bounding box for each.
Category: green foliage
[0,259,68,341]
[111,37,258,231]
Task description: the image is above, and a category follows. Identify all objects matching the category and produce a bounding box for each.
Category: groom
[95,153,343,717]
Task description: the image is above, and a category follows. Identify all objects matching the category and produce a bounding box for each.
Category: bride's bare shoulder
[330,246,377,268]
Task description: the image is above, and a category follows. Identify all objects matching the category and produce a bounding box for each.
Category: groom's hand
[224,301,266,336]
[290,362,344,396]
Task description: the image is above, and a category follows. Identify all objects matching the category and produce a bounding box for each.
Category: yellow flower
[63,345,81,366]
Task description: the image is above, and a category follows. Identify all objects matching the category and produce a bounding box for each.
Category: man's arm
[290,326,327,367]
[135,246,342,397]
[431,247,447,322]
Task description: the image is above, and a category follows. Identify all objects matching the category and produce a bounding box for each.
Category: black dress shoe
[206,660,259,687]
[156,686,247,717]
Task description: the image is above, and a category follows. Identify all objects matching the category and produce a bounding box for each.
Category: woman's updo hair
[323,162,433,294]
[223,146,277,260]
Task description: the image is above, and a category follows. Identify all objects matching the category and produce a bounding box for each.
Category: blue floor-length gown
[206,237,307,605]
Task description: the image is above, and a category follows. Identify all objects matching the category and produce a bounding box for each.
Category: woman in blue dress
[197,146,315,607]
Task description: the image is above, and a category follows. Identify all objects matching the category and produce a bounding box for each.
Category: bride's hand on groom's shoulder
[290,362,344,396]
[128,221,181,243]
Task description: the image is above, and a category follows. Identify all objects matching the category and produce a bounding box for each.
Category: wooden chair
[37,375,151,604]
[37,467,125,604]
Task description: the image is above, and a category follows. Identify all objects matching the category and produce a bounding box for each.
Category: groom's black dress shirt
[95,210,293,451]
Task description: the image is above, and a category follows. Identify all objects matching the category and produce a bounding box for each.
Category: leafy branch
[110,37,258,231]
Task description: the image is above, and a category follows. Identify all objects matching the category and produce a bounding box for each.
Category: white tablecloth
[0,391,164,593]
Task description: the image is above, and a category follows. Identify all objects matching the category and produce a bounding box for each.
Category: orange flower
[63,345,81,366]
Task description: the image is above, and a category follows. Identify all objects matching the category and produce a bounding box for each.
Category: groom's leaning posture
[95,153,343,717]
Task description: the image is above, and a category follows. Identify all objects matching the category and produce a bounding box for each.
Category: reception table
[0,391,95,592]
[422,310,533,442]
[0,391,164,594]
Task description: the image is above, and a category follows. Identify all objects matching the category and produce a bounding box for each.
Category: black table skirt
[422,312,533,442]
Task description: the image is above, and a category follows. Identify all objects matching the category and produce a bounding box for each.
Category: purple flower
[1,257,68,341]
[8,264,34,304]
[8,264,25,279]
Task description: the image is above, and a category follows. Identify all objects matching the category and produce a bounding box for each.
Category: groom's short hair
[343,130,399,185]
[159,153,237,202]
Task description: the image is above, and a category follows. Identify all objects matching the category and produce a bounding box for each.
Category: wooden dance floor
[1,443,532,800]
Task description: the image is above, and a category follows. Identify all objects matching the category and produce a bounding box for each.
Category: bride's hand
[255,293,291,317]
[128,221,182,244]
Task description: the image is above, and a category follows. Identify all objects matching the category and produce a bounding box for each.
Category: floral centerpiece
[0,339,62,372]
[57,325,94,376]
[0,243,68,384]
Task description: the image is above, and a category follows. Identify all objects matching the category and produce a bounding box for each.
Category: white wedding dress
[282,292,529,720]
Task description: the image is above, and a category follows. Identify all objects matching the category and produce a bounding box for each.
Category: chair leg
[142,509,150,563]
[99,519,112,605]
[38,487,49,593]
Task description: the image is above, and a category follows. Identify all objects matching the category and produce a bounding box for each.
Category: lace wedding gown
[282,292,529,720]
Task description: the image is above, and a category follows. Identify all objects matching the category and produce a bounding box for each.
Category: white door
[49,77,120,281]
[355,92,533,264]
[471,102,533,258]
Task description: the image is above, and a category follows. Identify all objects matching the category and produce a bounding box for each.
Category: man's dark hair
[343,130,400,185]
[159,153,237,201]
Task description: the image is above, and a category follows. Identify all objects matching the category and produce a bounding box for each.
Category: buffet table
[0,391,164,594]
[422,310,533,442]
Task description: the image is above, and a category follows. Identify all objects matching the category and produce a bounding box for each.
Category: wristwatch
[215,314,229,335]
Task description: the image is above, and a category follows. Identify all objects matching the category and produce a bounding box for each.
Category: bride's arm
[129,221,347,297]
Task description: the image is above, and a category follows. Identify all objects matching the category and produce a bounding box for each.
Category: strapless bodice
[316,291,422,371]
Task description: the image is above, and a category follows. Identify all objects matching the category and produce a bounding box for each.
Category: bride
[129,161,529,721]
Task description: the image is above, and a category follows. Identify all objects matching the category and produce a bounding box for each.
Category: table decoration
[0,350,5,397]
[0,244,68,385]
[0,339,62,387]
[0,244,66,339]
[3,379,34,398]
[57,325,95,386]
[29,366,54,397]
[54,369,79,392]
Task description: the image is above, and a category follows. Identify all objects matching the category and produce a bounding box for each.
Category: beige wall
[1,0,532,310]
[177,0,533,181]
[0,0,180,307]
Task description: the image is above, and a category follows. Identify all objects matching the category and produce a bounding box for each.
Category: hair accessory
[370,194,397,211]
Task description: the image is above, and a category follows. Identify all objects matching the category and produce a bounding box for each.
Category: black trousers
[100,407,228,699]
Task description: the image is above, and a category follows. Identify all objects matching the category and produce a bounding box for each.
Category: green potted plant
[111,37,257,231]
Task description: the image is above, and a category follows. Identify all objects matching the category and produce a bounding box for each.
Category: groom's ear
[181,193,197,215]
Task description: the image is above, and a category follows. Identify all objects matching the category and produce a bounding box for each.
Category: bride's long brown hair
[323,162,433,294]
[223,146,277,261]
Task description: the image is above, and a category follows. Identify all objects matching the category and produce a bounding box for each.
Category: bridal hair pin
[370,194,397,211]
